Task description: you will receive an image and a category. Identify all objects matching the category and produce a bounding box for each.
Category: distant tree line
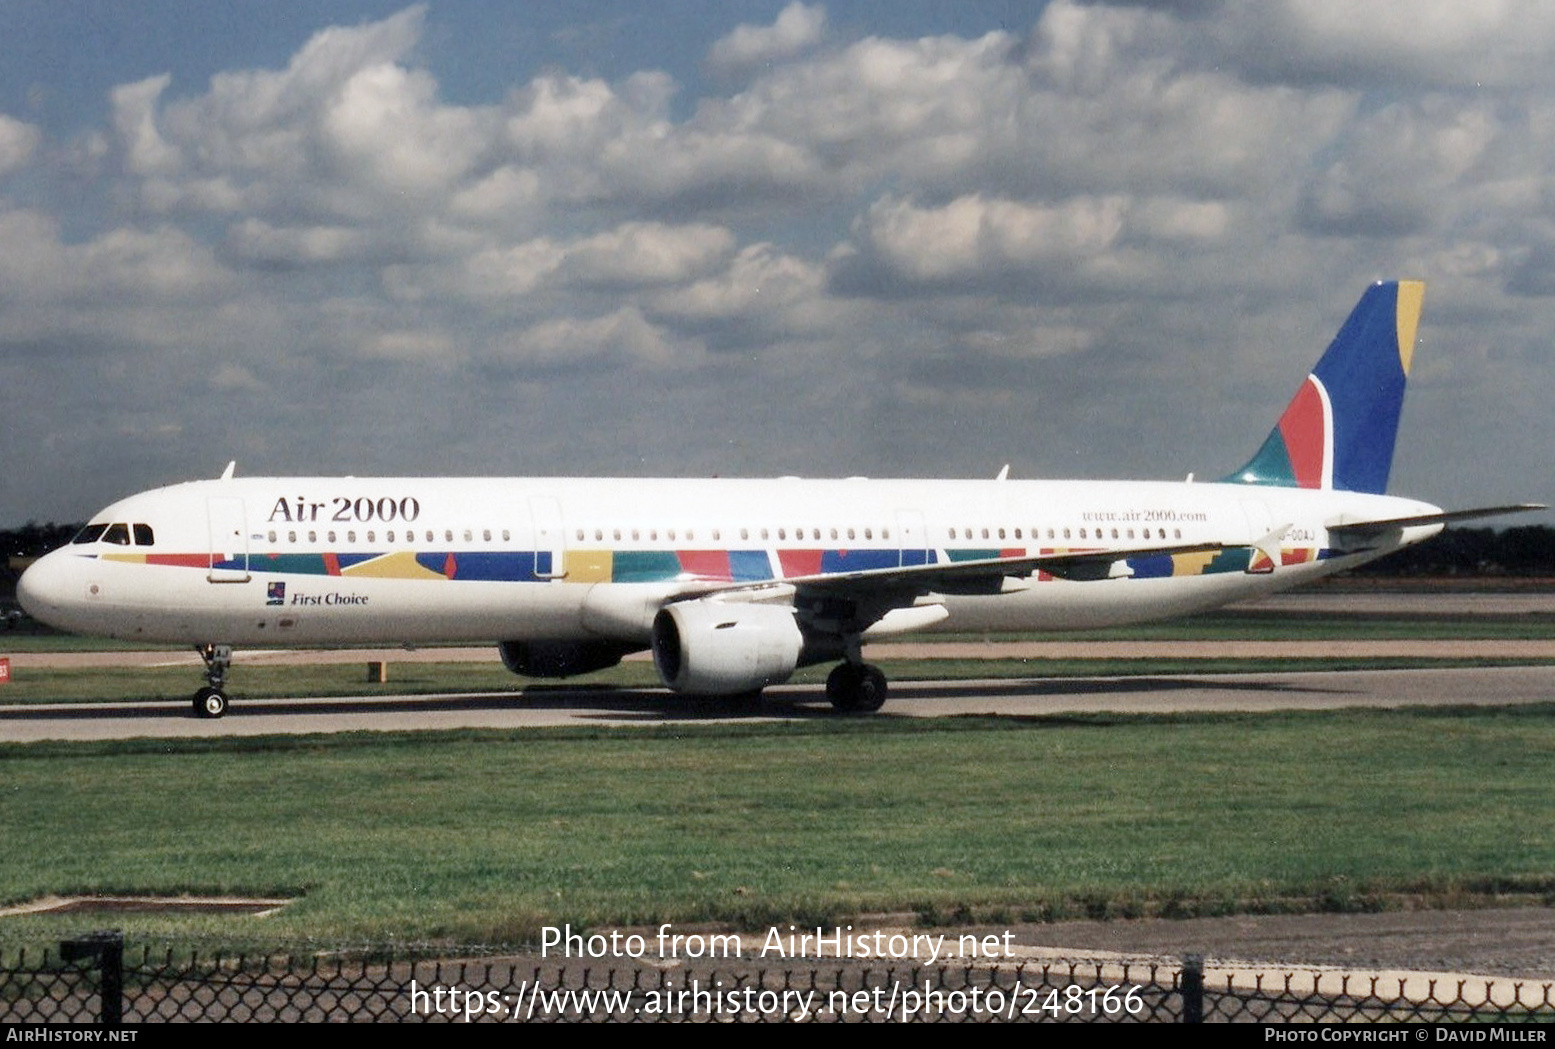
[3,521,82,561]
[1345,525,1555,577]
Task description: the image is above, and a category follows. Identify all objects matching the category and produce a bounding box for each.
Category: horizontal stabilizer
[1327,503,1546,539]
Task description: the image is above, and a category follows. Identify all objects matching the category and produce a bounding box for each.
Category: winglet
[220,461,236,481]
[1227,281,1423,495]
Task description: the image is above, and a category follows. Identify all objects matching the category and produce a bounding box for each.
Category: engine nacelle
[651,600,804,695]
[498,639,639,678]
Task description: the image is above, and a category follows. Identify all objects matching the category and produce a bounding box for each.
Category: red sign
[0,657,9,684]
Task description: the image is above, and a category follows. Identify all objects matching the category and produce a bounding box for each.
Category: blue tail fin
[1225,280,1423,495]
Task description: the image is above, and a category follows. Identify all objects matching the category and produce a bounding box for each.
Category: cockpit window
[72,523,109,545]
[133,523,155,546]
[101,523,131,546]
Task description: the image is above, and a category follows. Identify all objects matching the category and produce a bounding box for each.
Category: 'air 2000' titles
[268,496,422,524]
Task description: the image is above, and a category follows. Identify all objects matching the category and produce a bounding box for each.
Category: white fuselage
[17,475,1442,647]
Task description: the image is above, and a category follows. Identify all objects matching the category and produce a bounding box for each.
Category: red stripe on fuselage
[776,550,823,577]
[677,550,733,581]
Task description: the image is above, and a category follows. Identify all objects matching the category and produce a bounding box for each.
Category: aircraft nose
[16,549,84,630]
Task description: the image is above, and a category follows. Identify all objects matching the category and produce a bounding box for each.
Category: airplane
[17,280,1543,719]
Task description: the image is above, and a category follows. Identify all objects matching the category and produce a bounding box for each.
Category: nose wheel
[192,643,233,719]
[193,685,228,719]
[826,662,887,714]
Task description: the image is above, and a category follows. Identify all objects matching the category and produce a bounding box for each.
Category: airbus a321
[18,281,1541,717]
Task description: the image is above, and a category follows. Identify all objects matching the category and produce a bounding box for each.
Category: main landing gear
[193,643,232,719]
[826,661,887,714]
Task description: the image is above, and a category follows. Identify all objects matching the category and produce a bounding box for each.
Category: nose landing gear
[192,643,233,718]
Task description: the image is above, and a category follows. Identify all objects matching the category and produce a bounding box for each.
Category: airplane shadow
[0,674,1358,726]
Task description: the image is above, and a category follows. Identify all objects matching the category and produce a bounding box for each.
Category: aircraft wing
[671,540,1234,605]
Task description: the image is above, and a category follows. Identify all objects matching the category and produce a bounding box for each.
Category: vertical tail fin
[1225,280,1423,495]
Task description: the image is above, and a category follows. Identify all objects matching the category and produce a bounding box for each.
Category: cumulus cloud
[706,3,827,77]
[5,1,1555,524]
[1212,0,1555,90]
[557,222,736,288]
[831,193,1237,296]
[489,306,697,371]
[225,219,370,268]
[0,116,41,176]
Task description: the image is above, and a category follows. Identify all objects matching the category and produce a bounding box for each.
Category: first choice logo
[289,592,370,607]
[269,496,422,524]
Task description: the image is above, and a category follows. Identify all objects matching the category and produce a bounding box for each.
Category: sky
[2,1,1552,527]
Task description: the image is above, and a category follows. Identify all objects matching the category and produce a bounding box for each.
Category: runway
[4,664,1553,742]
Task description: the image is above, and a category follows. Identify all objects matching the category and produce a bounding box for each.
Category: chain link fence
[4,934,1553,1023]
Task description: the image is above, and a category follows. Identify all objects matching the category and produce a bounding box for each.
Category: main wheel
[827,663,862,711]
[826,663,887,714]
[193,686,228,719]
[853,664,887,713]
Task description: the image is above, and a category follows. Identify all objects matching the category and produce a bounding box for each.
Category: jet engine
[498,639,640,678]
[651,600,805,695]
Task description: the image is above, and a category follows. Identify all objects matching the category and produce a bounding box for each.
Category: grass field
[4,706,1555,953]
[4,602,1553,955]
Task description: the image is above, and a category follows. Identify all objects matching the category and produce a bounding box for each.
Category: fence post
[60,931,123,1026]
[1180,953,1203,1023]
